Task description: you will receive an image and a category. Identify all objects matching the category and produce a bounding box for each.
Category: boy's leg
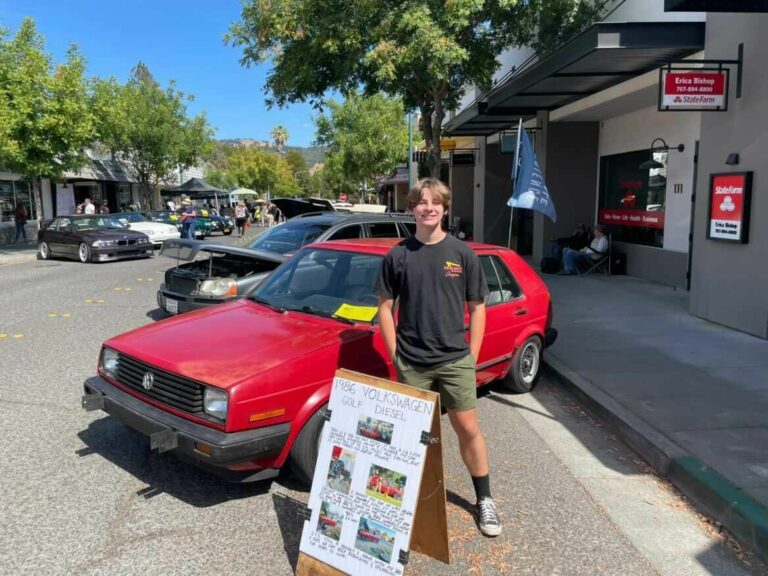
[447,408,489,477]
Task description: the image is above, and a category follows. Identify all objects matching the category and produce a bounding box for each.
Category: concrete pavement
[542,270,768,563]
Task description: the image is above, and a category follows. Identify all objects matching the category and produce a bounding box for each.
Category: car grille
[117,239,138,246]
[114,353,204,414]
[167,272,199,295]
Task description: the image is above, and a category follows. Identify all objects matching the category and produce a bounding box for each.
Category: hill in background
[217,138,325,167]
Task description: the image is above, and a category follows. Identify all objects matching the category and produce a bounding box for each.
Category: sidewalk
[542,272,768,562]
[0,241,39,266]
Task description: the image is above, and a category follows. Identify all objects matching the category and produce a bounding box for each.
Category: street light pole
[408,113,415,190]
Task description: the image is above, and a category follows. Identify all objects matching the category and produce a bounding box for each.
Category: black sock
[471,474,492,501]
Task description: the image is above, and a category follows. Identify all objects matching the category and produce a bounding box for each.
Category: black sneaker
[476,497,502,536]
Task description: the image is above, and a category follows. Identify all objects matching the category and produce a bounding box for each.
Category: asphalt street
[0,234,765,576]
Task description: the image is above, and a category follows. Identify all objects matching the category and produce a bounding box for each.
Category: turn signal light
[194,442,213,455]
[249,408,286,423]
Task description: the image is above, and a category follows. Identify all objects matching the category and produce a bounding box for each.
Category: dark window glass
[329,224,362,240]
[493,257,523,300]
[480,255,522,305]
[598,149,666,247]
[398,222,416,236]
[480,256,503,306]
[367,222,400,238]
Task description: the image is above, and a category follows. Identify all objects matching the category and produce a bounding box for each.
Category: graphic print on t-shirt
[443,261,463,278]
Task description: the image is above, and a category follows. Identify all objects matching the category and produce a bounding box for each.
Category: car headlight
[204,387,228,420]
[137,237,151,244]
[99,347,119,379]
[92,239,116,247]
[199,278,237,297]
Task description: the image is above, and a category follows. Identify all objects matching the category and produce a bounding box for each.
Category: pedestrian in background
[180,198,197,239]
[235,201,248,237]
[14,202,28,243]
[82,198,95,215]
[100,200,110,214]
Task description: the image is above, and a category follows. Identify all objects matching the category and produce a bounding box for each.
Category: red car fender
[272,381,332,467]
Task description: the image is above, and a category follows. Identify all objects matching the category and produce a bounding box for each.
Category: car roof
[285,212,416,225]
[310,237,510,255]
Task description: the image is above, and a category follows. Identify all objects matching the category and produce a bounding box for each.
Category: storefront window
[598,150,666,248]
[0,179,36,222]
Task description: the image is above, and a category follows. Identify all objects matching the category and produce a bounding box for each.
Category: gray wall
[484,143,515,247]
[450,164,474,236]
[614,242,688,287]
[689,13,768,339]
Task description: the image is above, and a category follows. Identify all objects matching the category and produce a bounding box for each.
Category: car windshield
[251,248,383,322]
[109,213,145,225]
[148,211,177,221]
[248,221,332,255]
[72,216,128,231]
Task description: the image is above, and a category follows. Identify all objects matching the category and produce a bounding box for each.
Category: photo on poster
[326,445,356,495]
[316,500,344,542]
[354,516,397,564]
[366,464,407,507]
[356,415,394,445]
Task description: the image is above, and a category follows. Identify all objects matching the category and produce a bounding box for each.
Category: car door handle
[514,308,528,316]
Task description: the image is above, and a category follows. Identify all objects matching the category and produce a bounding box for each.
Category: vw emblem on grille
[142,372,155,391]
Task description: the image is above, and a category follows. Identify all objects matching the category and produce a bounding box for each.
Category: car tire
[39,241,51,260]
[78,242,91,263]
[502,335,542,394]
[289,404,329,485]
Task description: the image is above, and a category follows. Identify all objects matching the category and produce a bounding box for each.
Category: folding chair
[579,234,611,277]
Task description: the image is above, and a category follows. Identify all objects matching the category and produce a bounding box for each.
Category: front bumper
[93,245,153,262]
[82,375,289,475]
[156,286,234,314]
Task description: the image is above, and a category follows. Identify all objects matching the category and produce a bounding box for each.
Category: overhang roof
[444,21,705,136]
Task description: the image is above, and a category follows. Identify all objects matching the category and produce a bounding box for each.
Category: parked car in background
[145,210,212,239]
[157,239,286,315]
[38,215,152,263]
[83,238,557,485]
[247,212,416,255]
[108,212,180,248]
[197,208,233,236]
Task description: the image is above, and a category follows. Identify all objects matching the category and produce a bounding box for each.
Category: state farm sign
[707,172,752,243]
[659,69,729,111]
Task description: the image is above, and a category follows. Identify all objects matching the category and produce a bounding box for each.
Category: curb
[544,355,768,564]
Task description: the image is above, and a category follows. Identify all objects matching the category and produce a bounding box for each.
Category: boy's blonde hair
[407,178,451,211]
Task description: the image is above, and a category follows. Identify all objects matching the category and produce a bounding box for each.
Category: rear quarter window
[367,222,400,238]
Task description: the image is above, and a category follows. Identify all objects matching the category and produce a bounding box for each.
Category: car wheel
[78,242,91,263]
[502,335,542,394]
[289,404,329,485]
[39,241,51,260]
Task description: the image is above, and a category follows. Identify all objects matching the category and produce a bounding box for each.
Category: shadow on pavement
[145,307,169,322]
[77,416,273,507]
[272,492,309,573]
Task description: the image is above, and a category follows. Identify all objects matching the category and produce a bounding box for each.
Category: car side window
[58,218,72,232]
[367,222,400,238]
[329,224,362,240]
[480,255,523,306]
[398,222,416,237]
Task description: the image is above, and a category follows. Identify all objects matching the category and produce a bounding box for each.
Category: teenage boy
[375,178,501,537]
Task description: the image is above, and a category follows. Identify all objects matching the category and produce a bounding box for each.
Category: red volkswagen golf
[82,239,557,483]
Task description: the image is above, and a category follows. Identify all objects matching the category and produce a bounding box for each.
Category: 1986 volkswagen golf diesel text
[82,239,557,483]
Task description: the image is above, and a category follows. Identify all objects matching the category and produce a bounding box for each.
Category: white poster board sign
[56,184,76,216]
[299,371,438,576]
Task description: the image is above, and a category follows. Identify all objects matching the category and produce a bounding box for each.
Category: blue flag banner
[507,129,557,222]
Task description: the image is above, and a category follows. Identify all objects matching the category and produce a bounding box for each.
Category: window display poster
[708,172,752,243]
[299,371,437,576]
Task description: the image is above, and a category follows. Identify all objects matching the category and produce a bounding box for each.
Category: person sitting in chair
[549,223,589,263]
[560,225,608,275]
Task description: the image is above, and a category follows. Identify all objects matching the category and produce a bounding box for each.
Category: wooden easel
[296,369,449,576]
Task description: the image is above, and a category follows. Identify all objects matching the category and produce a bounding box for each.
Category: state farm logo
[715,185,743,195]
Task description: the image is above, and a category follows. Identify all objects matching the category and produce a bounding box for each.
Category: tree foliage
[315,92,408,193]
[203,145,303,198]
[0,18,94,223]
[270,124,289,155]
[229,0,604,176]
[92,63,214,208]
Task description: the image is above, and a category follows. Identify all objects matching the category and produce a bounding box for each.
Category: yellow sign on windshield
[334,303,378,323]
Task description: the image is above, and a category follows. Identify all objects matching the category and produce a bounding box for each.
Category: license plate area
[165,298,179,314]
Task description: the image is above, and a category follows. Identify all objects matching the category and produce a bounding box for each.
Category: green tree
[228,0,603,177]
[0,18,94,225]
[315,92,407,196]
[92,63,214,209]
[270,124,289,155]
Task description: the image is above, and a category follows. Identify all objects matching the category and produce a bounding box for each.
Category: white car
[108,212,181,247]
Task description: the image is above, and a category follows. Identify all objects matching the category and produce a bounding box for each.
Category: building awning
[63,159,138,183]
[377,166,409,188]
[444,21,705,136]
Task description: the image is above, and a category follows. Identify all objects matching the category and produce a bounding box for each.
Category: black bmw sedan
[38,215,153,263]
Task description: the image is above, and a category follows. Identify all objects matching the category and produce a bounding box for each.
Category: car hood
[128,222,178,234]
[271,197,335,219]
[78,228,147,240]
[159,238,287,263]
[105,301,352,388]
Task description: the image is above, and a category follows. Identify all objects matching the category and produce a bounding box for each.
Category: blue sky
[0,0,319,146]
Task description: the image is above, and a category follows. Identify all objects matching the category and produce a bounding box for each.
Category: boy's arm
[467,300,486,361]
[377,296,397,361]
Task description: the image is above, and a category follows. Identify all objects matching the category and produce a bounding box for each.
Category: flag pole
[507,118,524,249]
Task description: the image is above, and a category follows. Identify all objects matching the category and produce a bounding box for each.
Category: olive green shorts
[394,353,477,412]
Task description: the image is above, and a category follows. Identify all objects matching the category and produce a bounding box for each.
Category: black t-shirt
[376,235,488,368]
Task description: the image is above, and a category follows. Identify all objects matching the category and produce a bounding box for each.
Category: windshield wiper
[285,305,356,325]
[251,296,286,313]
